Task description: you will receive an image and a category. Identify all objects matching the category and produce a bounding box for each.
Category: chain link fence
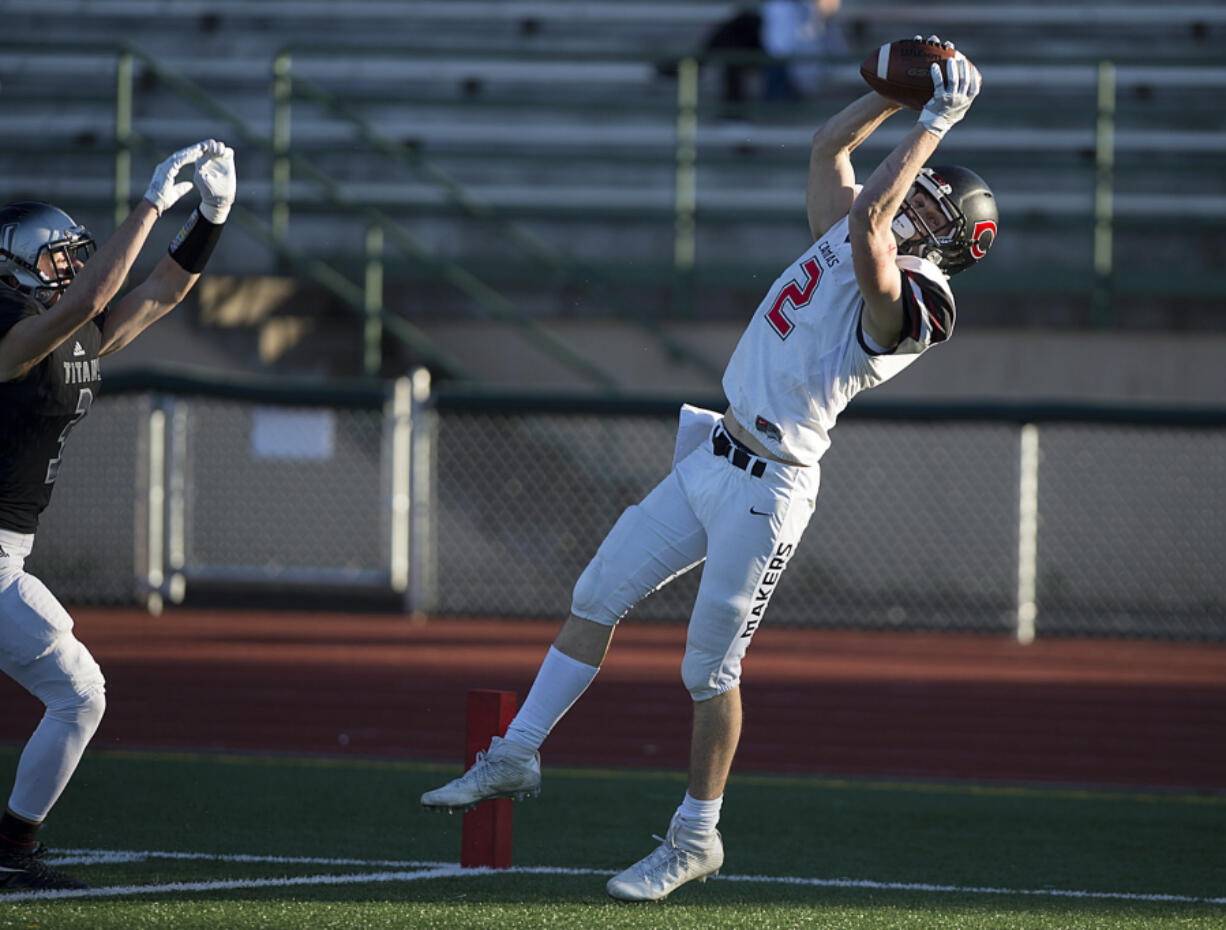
[23,372,1226,640]
[26,374,397,608]
[170,396,390,587]
[23,393,149,606]
[431,411,1024,632]
[1034,423,1226,637]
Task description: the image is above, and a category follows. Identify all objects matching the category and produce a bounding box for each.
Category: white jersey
[722,214,956,466]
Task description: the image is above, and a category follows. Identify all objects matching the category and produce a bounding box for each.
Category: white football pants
[0,529,106,822]
[571,413,819,700]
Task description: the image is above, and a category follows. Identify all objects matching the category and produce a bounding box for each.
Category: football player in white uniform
[421,38,997,901]
[0,141,235,891]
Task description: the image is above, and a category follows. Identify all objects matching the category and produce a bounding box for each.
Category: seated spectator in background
[688,0,847,117]
[761,0,847,101]
[700,4,764,109]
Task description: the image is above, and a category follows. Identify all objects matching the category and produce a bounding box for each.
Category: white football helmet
[0,201,96,306]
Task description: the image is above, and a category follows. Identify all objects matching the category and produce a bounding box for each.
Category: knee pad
[46,683,106,739]
[569,505,648,627]
[570,553,619,628]
[681,591,753,701]
[570,495,705,627]
[681,646,740,702]
[13,633,106,715]
[680,649,712,699]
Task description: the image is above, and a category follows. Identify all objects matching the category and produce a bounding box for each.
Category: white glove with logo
[144,140,216,216]
[918,41,980,140]
[194,142,236,224]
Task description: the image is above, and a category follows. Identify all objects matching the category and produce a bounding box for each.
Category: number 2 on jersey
[765,258,822,339]
[45,388,93,484]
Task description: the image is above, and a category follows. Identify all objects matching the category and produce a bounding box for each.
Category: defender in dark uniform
[0,140,236,890]
[0,281,104,535]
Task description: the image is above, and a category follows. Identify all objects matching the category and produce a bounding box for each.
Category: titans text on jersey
[62,358,101,385]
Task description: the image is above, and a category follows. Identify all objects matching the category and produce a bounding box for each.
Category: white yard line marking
[0,867,463,903]
[49,848,450,868]
[1,849,1220,906]
[715,873,1226,905]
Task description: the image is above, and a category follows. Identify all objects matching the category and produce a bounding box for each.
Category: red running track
[1,609,1223,791]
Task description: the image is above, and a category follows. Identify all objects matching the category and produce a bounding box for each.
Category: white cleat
[606,813,724,902]
[420,736,541,812]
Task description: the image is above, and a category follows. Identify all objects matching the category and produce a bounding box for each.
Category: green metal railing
[113,47,477,381]
[276,53,722,383]
[256,44,1226,320]
[113,46,629,389]
[77,41,1226,360]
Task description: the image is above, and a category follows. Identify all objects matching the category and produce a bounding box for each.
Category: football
[859,38,977,110]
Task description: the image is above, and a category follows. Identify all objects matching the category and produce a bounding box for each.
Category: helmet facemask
[891,172,964,270]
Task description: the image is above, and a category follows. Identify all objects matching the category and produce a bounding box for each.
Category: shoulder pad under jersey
[895,254,956,349]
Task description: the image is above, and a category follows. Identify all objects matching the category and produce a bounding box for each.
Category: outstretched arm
[847,124,942,346]
[806,91,903,242]
[850,44,979,349]
[0,203,158,381]
[99,253,201,357]
[101,141,236,355]
[0,140,231,379]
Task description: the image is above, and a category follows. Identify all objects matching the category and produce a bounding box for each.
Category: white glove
[194,142,236,224]
[144,140,217,216]
[918,45,980,140]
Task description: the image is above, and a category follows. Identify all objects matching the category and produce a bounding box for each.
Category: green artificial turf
[0,748,1220,929]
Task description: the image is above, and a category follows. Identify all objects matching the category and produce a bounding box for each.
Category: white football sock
[676,791,723,836]
[502,647,599,751]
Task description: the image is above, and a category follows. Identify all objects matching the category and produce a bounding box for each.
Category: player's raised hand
[918,44,980,140]
[143,141,215,216]
[193,141,236,224]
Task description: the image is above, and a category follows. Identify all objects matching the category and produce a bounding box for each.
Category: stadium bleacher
[5,3,1225,629]
[2,0,1223,379]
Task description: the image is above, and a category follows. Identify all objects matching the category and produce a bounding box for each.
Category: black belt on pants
[712,427,768,478]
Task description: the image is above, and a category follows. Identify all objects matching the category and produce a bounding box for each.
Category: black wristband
[167,208,224,273]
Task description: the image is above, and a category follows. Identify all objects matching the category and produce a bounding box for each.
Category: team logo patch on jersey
[754,416,783,443]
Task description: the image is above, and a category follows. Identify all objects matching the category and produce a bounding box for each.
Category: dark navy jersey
[0,288,104,533]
